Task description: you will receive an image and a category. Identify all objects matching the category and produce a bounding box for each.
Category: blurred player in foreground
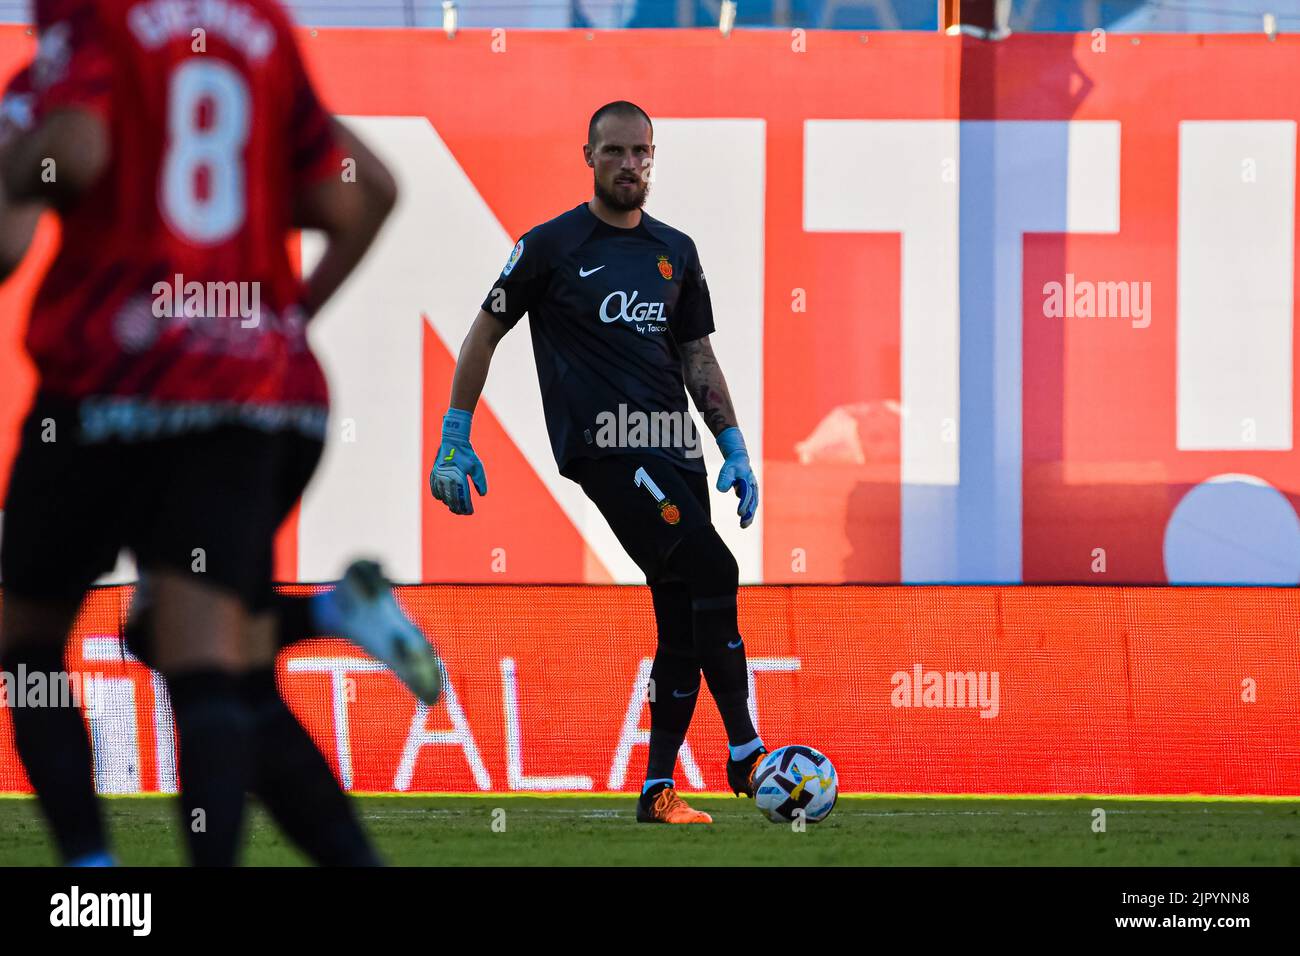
[0,0,435,865]
[429,101,764,823]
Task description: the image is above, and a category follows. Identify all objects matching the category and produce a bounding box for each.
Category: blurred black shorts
[0,394,323,610]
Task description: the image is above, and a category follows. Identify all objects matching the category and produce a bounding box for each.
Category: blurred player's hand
[429,408,487,515]
[715,427,758,530]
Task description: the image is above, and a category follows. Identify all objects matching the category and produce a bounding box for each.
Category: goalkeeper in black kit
[428,101,764,823]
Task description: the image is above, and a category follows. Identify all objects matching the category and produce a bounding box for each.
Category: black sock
[645,647,700,786]
[693,595,758,746]
[272,594,318,649]
[2,644,108,862]
[242,668,380,866]
[165,670,251,867]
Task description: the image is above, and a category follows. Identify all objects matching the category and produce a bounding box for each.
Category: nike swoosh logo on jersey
[578,266,605,277]
[727,639,743,650]
[672,687,700,698]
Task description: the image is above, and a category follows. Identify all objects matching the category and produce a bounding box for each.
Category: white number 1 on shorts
[633,466,666,504]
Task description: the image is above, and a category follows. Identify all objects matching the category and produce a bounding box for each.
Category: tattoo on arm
[680,337,737,436]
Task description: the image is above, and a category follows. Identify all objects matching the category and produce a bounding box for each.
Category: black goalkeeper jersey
[481,203,715,476]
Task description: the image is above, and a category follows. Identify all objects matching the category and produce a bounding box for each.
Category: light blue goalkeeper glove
[716,426,758,529]
[429,408,487,515]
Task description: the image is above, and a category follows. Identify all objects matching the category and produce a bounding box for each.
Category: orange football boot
[636,787,713,824]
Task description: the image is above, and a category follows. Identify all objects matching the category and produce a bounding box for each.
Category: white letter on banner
[301,117,767,585]
[81,637,141,794]
[1177,121,1294,450]
[500,657,592,790]
[805,120,1119,582]
[393,665,491,791]
[286,656,387,790]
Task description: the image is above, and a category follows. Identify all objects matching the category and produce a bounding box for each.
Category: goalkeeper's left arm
[680,335,758,529]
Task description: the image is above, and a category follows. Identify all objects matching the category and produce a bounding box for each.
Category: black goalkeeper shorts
[566,453,713,584]
[1,394,322,609]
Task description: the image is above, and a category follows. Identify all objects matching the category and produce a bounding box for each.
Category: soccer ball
[753,745,838,824]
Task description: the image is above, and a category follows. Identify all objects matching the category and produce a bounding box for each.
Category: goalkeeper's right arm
[448,309,511,413]
[428,310,511,515]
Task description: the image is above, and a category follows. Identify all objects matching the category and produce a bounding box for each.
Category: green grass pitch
[2,794,1298,866]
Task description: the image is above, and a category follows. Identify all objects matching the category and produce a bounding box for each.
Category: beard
[594,174,650,212]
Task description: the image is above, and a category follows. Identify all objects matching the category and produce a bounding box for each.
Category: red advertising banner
[2,584,1297,795]
[3,28,1300,586]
